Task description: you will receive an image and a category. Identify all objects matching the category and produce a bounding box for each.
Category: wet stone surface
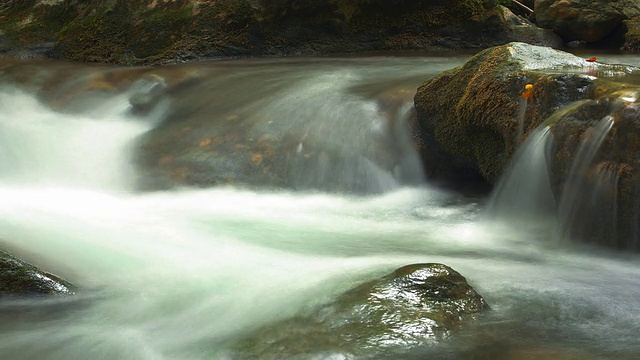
[0,249,74,297]
[229,263,487,359]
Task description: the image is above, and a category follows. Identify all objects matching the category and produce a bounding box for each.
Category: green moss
[130,4,193,59]
[5,0,511,63]
[415,46,524,182]
[58,2,134,63]
[0,0,76,45]
[623,16,640,52]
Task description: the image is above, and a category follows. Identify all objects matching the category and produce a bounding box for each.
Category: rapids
[0,54,639,359]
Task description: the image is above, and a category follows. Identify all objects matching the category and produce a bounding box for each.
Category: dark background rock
[534,0,640,45]
[1,0,558,64]
[623,16,640,52]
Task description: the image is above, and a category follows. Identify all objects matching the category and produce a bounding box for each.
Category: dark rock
[502,6,563,49]
[0,249,74,297]
[623,16,640,52]
[415,41,640,250]
[1,0,552,64]
[414,42,596,184]
[229,263,487,359]
[534,0,640,44]
[546,88,640,251]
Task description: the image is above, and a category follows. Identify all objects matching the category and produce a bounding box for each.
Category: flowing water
[556,116,616,244]
[0,54,639,359]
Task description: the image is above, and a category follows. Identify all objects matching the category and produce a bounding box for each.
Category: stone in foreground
[0,249,74,297]
[230,263,487,359]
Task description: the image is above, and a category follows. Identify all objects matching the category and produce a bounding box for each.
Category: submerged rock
[134,72,420,194]
[229,263,487,359]
[0,249,74,297]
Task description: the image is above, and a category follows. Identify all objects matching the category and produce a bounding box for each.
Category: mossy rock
[2,0,557,64]
[534,0,640,44]
[0,249,74,297]
[413,42,637,185]
[546,87,640,251]
[229,263,487,359]
[623,16,640,52]
[414,41,640,250]
[0,0,77,58]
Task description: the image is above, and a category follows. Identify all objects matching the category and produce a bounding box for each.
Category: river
[0,53,639,359]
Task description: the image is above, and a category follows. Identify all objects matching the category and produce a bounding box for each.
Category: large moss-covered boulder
[413,42,635,184]
[534,0,640,44]
[229,263,487,359]
[0,249,74,296]
[415,41,640,250]
[1,0,556,64]
[415,43,593,183]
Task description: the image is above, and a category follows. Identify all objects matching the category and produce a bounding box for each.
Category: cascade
[486,125,555,221]
[0,88,151,191]
[556,116,615,244]
[0,57,639,360]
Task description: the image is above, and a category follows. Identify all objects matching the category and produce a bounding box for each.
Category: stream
[0,54,639,359]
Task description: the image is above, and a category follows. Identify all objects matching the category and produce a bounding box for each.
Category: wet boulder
[413,42,636,184]
[534,0,640,44]
[0,249,74,297]
[546,87,640,251]
[415,42,640,250]
[229,263,487,359]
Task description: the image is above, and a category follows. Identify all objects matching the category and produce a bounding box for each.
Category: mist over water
[0,56,639,359]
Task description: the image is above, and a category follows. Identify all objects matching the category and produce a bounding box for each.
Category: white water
[0,60,640,359]
[557,116,615,242]
[487,125,555,222]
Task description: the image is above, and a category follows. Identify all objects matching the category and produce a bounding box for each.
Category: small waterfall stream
[487,125,555,221]
[556,116,616,244]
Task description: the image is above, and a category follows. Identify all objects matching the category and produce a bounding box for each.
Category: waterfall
[486,125,555,221]
[516,97,528,144]
[488,115,617,246]
[254,70,422,193]
[556,116,615,244]
[0,88,151,191]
